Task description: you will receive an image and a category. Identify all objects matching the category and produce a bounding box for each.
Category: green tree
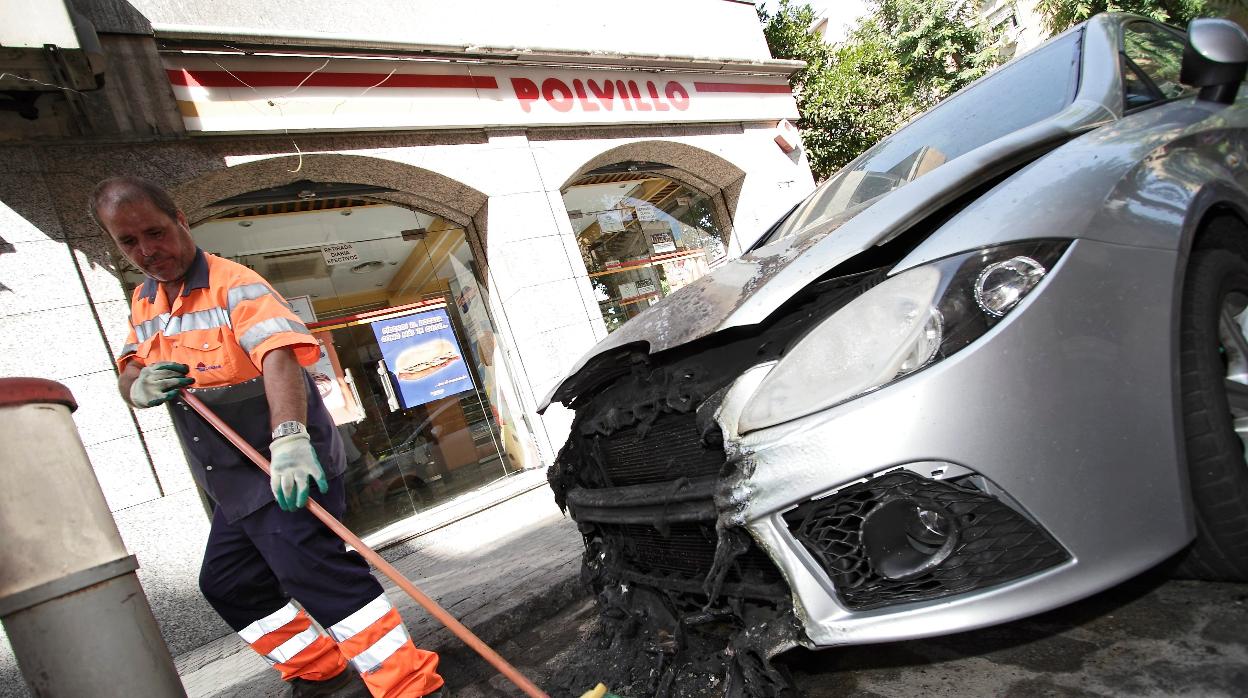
[1034,0,1243,34]
[760,0,1001,179]
[873,0,1001,104]
[759,0,834,106]
[798,29,912,178]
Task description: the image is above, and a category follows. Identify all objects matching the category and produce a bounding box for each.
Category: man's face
[99,197,198,283]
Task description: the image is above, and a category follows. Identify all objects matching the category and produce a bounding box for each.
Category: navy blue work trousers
[199,476,383,631]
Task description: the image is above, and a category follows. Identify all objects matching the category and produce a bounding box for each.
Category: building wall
[121,0,773,62]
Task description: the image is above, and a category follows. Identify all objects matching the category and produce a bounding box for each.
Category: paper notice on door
[648,230,676,254]
[321,243,360,265]
[308,332,362,425]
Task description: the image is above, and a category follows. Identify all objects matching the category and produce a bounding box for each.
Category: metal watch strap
[271,420,306,440]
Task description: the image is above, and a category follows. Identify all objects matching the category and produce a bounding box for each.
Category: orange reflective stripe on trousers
[329,594,444,697]
[239,603,347,681]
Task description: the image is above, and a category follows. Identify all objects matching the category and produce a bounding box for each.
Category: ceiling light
[238,220,252,227]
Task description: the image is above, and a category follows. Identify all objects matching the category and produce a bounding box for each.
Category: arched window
[562,162,729,333]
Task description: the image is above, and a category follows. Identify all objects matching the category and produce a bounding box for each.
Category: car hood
[542,101,1114,410]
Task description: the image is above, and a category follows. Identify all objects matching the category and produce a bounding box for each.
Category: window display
[563,166,729,332]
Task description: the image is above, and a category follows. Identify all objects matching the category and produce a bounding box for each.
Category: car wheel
[1177,247,1248,580]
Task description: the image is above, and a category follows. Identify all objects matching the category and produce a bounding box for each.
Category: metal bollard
[0,378,185,697]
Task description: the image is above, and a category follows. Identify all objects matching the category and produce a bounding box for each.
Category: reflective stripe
[239,317,310,354]
[268,625,321,665]
[238,602,299,644]
[117,343,138,359]
[349,623,409,674]
[164,306,231,336]
[134,313,170,343]
[227,283,275,315]
[328,594,392,643]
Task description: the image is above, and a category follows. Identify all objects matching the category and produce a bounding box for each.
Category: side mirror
[1181,18,1248,105]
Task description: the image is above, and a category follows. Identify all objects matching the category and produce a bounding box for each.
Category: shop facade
[0,0,815,660]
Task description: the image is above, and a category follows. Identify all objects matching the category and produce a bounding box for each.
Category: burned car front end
[545,13,1248,695]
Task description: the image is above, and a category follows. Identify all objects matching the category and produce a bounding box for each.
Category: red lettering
[511,78,539,112]
[628,81,652,111]
[542,78,574,112]
[616,80,633,110]
[646,81,670,111]
[572,79,599,111]
[587,79,615,110]
[665,81,690,110]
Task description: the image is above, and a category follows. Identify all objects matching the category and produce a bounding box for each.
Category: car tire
[1177,247,1248,580]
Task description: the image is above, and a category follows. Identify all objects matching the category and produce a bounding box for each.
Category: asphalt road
[458,570,1248,697]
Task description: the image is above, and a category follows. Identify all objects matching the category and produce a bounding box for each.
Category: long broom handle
[179,390,549,698]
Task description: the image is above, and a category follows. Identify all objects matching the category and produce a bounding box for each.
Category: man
[92,176,444,698]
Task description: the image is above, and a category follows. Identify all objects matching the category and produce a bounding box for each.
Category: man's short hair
[89,175,181,231]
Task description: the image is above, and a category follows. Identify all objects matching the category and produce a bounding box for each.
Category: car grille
[599,521,786,596]
[784,470,1069,611]
[599,414,724,486]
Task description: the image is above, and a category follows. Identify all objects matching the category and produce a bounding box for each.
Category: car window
[765,29,1083,245]
[1122,56,1159,110]
[1122,21,1191,105]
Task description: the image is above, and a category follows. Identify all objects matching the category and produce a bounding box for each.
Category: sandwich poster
[370,307,473,409]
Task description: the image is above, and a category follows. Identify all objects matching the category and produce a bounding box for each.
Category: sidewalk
[175,469,586,697]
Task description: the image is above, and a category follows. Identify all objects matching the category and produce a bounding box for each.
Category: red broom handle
[179,390,549,698]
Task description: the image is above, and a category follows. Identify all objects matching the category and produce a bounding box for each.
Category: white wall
[131,0,774,62]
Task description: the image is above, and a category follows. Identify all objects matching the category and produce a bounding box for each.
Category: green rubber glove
[269,432,328,511]
[129,362,195,408]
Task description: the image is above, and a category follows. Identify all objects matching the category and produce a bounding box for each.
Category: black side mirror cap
[1181,18,1248,104]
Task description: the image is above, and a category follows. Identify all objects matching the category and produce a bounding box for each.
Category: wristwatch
[271,420,307,440]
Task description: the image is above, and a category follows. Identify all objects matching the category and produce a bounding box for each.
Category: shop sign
[321,243,360,266]
[509,77,691,113]
[370,307,474,409]
[164,56,797,133]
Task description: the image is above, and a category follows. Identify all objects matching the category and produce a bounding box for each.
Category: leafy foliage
[760,0,1002,180]
[1033,0,1243,33]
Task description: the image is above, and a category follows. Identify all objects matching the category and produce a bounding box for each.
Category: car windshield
[765,28,1084,245]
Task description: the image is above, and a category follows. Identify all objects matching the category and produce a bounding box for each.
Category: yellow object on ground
[579,683,622,698]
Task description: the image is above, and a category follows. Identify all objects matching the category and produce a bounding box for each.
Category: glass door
[192,198,530,538]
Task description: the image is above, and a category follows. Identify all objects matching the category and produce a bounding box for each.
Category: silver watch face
[272,421,305,439]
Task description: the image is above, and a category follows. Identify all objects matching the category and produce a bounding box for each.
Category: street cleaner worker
[91,176,445,698]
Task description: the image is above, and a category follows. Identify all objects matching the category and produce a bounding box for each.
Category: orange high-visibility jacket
[116,248,345,521]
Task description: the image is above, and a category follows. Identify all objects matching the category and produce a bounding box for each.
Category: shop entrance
[561,162,730,333]
[179,191,529,539]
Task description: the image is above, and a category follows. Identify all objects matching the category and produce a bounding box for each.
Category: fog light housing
[974,256,1047,317]
[860,498,959,581]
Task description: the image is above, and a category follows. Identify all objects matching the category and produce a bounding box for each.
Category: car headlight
[738,240,1070,433]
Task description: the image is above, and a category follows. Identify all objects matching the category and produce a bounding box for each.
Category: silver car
[543,14,1248,695]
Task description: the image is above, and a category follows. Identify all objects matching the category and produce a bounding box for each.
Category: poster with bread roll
[370,306,474,409]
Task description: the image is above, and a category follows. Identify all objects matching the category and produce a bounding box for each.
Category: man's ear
[176,209,191,231]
